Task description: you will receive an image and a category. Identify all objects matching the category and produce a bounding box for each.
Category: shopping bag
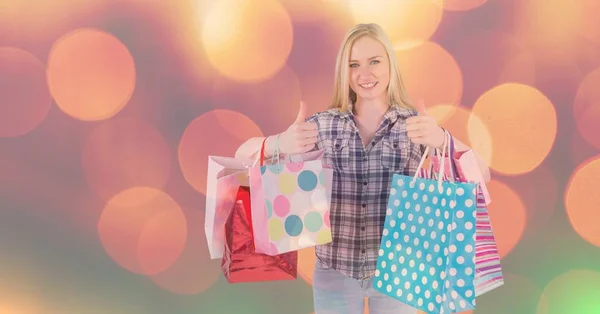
[221,185,298,283]
[374,132,479,314]
[205,155,253,259]
[426,135,503,297]
[430,140,491,205]
[248,140,333,255]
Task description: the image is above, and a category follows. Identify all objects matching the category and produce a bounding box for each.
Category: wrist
[263,133,280,158]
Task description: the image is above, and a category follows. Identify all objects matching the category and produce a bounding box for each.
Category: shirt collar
[342,102,418,123]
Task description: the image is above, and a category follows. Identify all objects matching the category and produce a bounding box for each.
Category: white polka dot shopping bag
[249,148,333,256]
[374,133,479,314]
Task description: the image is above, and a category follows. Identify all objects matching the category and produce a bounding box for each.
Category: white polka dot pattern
[374,174,478,313]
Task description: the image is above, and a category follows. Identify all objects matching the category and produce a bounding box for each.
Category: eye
[349,63,359,68]
[370,60,380,65]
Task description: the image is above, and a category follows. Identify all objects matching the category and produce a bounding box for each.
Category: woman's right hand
[271,101,319,155]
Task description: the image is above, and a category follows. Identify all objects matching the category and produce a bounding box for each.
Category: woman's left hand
[406,100,445,149]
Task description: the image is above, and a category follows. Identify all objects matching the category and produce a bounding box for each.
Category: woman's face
[348,36,390,103]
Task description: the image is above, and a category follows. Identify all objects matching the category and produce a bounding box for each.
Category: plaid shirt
[306,104,426,280]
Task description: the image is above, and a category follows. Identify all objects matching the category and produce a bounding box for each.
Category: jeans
[312,258,418,314]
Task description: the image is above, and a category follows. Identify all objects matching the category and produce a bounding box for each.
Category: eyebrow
[349,56,382,63]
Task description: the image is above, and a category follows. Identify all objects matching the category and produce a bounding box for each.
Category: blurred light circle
[487,180,526,259]
[178,110,263,195]
[81,118,171,203]
[0,47,52,138]
[201,0,293,83]
[538,269,600,314]
[47,28,136,121]
[349,0,444,50]
[395,41,463,110]
[98,187,186,275]
[573,67,600,150]
[150,207,222,294]
[446,30,536,105]
[429,104,492,165]
[515,0,600,46]
[298,247,316,286]
[470,83,557,175]
[565,157,600,247]
[442,0,487,11]
[211,65,302,135]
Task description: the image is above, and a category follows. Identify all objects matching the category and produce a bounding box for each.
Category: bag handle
[413,130,449,193]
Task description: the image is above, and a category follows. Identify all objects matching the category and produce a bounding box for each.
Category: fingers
[295,121,318,131]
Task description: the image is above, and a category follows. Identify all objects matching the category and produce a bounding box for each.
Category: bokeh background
[1,0,600,313]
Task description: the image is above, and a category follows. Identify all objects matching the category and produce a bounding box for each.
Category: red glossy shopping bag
[221,186,298,283]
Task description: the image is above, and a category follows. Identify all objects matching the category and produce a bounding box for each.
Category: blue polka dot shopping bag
[248,142,333,256]
[374,132,479,314]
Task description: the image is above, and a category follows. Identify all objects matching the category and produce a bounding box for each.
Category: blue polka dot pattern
[297,170,318,191]
[284,215,303,237]
[373,174,478,314]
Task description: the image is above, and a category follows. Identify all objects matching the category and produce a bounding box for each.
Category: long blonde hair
[329,23,414,112]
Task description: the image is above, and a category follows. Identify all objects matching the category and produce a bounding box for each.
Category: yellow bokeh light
[565,157,600,247]
[47,28,136,121]
[514,0,600,46]
[81,118,171,203]
[486,179,526,259]
[0,47,52,138]
[178,109,263,195]
[442,0,486,11]
[348,0,444,50]
[98,187,186,276]
[150,207,221,295]
[573,67,600,150]
[428,104,493,165]
[395,41,463,110]
[201,0,294,83]
[470,83,557,175]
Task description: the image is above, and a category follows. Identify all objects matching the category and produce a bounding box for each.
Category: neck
[353,97,389,118]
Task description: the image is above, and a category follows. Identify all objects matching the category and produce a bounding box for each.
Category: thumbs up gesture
[406,99,446,149]
[276,101,319,155]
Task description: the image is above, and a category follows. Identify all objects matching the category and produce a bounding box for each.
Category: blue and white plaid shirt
[307,104,426,280]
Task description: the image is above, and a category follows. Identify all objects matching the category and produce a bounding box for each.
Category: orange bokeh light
[98,187,186,275]
[573,66,600,150]
[442,0,487,11]
[486,179,526,259]
[211,65,302,135]
[395,41,463,110]
[150,207,221,295]
[565,156,600,247]
[428,104,493,165]
[81,118,171,203]
[0,47,52,138]
[201,0,294,83]
[349,0,444,50]
[298,247,316,286]
[470,83,557,175]
[178,109,263,195]
[47,28,136,121]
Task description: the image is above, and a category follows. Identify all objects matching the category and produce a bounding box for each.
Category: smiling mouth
[359,82,378,88]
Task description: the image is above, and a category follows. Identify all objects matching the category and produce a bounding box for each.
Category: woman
[235,23,490,314]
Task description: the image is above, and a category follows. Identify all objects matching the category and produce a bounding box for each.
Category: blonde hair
[329,23,414,112]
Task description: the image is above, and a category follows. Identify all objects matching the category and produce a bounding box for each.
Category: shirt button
[362,204,366,208]
[362,249,366,253]
[363,181,367,186]
[361,227,365,231]
[363,157,367,161]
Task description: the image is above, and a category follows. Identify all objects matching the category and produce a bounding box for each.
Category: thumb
[294,100,307,123]
[416,98,429,116]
